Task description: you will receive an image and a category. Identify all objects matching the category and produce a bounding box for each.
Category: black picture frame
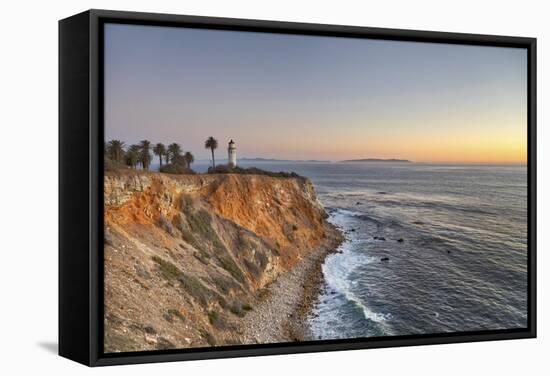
[59,9,537,367]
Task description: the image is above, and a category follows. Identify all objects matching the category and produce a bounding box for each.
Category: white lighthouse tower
[228,139,237,168]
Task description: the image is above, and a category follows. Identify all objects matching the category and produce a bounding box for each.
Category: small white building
[228,139,237,168]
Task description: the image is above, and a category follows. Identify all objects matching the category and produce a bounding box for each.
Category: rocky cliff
[103,170,333,352]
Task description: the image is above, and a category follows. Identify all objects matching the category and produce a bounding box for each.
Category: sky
[104,23,527,163]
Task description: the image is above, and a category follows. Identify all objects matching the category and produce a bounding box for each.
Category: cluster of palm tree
[105,136,220,172]
[105,140,195,170]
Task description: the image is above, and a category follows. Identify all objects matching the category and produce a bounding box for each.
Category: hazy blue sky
[104,23,527,163]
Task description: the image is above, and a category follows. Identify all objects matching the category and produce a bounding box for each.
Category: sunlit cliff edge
[103,170,335,352]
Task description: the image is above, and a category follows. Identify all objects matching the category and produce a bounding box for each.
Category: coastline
[241,223,344,344]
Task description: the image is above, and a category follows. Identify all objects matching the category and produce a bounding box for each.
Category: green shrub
[178,273,213,306]
[177,214,206,252]
[187,209,214,238]
[156,337,175,350]
[208,310,219,324]
[182,227,210,256]
[208,164,303,179]
[152,256,181,280]
[167,308,186,322]
[217,295,228,309]
[243,259,261,277]
[199,329,216,346]
[160,163,195,175]
[208,310,228,329]
[228,301,253,317]
[163,313,173,323]
[152,256,225,308]
[186,209,227,253]
[175,200,247,286]
[217,255,246,283]
[193,251,210,265]
[104,157,126,171]
[144,326,156,334]
[211,275,239,295]
[236,232,251,251]
[255,251,269,269]
[228,302,245,317]
[229,306,242,317]
[211,236,227,253]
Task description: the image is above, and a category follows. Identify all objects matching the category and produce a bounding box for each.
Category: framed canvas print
[59,9,537,366]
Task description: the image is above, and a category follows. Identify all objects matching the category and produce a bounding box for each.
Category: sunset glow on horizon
[104,24,527,164]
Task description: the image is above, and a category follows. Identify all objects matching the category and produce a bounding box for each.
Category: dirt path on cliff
[240,226,343,345]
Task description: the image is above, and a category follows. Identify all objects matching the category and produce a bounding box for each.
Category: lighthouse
[228,139,237,168]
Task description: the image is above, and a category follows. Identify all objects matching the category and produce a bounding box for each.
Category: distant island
[340,158,412,163]
[240,157,329,163]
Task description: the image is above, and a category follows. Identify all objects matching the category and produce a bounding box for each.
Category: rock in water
[380,257,390,262]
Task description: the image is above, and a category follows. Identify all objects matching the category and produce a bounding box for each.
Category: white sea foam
[323,241,391,324]
[310,209,393,339]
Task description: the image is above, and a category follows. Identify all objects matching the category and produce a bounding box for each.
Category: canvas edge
[59,10,93,366]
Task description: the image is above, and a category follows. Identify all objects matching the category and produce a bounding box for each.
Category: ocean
[196,161,529,338]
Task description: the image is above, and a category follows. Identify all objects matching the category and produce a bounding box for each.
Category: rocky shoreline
[241,224,344,344]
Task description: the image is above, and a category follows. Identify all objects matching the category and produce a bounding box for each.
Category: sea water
[194,161,528,338]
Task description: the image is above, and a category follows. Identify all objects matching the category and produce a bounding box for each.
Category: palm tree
[183,151,195,169]
[138,140,152,170]
[167,143,182,163]
[107,140,125,164]
[204,136,218,169]
[125,144,140,169]
[153,143,166,166]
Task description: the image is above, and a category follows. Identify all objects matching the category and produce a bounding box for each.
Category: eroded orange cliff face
[103,170,331,352]
[205,174,328,267]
